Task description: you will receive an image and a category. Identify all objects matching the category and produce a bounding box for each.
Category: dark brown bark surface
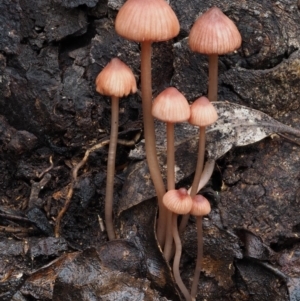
[1,0,300,300]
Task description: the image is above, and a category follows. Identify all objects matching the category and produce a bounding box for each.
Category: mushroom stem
[190,216,203,300]
[105,96,119,240]
[179,126,205,233]
[208,54,218,102]
[172,213,192,301]
[167,123,175,191]
[141,41,166,246]
[179,159,214,234]
[164,122,175,261]
[190,126,206,197]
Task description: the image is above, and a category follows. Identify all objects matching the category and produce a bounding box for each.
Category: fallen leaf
[207,102,300,160]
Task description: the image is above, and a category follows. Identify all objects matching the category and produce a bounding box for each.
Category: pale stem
[141,41,166,247]
[105,96,119,240]
[167,123,175,191]
[179,126,206,233]
[178,127,206,298]
[187,159,215,195]
[190,217,203,300]
[190,126,206,198]
[172,213,192,301]
[208,54,219,102]
[164,123,175,261]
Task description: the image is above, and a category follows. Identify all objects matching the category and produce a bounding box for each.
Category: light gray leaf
[207,102,300,160]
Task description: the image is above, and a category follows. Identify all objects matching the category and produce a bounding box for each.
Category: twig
[54,138,110,237]
[277,133,300,147]
[0,225,33,234]
[37,156,54,178]
[0,213,30,223]
[117,130,142,146]
[54,133,140,238]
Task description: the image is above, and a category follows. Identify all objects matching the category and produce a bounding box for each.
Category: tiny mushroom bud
[190,195,211,217]
[96,58,136,241]
[163,188,193,215]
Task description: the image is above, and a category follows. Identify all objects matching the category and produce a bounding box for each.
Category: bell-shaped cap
[115,0,180,42]
[163,188,193,215]
[189,7,242,55]
[95,58,137,97]
[189,96,218,127]
[152,87,190,123]
[190,195,211,216]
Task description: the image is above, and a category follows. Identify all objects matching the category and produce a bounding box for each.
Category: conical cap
[95,58,137,97]
[189,7,242,55]
[152,87,190,123]
[115,0,180,42]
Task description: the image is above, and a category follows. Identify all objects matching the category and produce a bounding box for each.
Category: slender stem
[187,127,206,298]
[166,123,175,190]
[164,123,175,261]
[164,211,173,261]
[190,217,203,300]
[208,54,218,102]
[172,214,192,301]
[190,126,206,197]
[141,41,166,247]
[105,96,119,240]
[179,126,206,233]
[187,159,215,195]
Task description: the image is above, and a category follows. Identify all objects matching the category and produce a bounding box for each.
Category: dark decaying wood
[1,0,300,300]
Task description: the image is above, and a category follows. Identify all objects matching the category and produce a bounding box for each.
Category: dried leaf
[207,102,300,160]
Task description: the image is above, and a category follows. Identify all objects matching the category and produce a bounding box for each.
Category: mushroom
[95,58,137,240]
[163,188,192,301]
[189,6,242,102]
[152,87,190,260]
[189,195,211,301]
[180,96,217,233]
[115,0,180,246]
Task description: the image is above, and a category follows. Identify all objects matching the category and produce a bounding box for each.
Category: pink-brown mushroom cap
[95,58,137,97]
[163,188,193,215]
[190,195,211,216]
[189,96,218,127]
[189,7,242,55]
[152,87,190,123]
[115,0,180,42]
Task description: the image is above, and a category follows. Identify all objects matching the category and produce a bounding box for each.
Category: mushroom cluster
[95,3,242,301]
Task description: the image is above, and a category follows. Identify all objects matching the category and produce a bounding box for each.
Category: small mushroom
[152,87,190,260]
[189,7,242,102]
[115,0,180,247]
[95,58,136,240]
[163,188,192,301]
[180,96,217,233]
